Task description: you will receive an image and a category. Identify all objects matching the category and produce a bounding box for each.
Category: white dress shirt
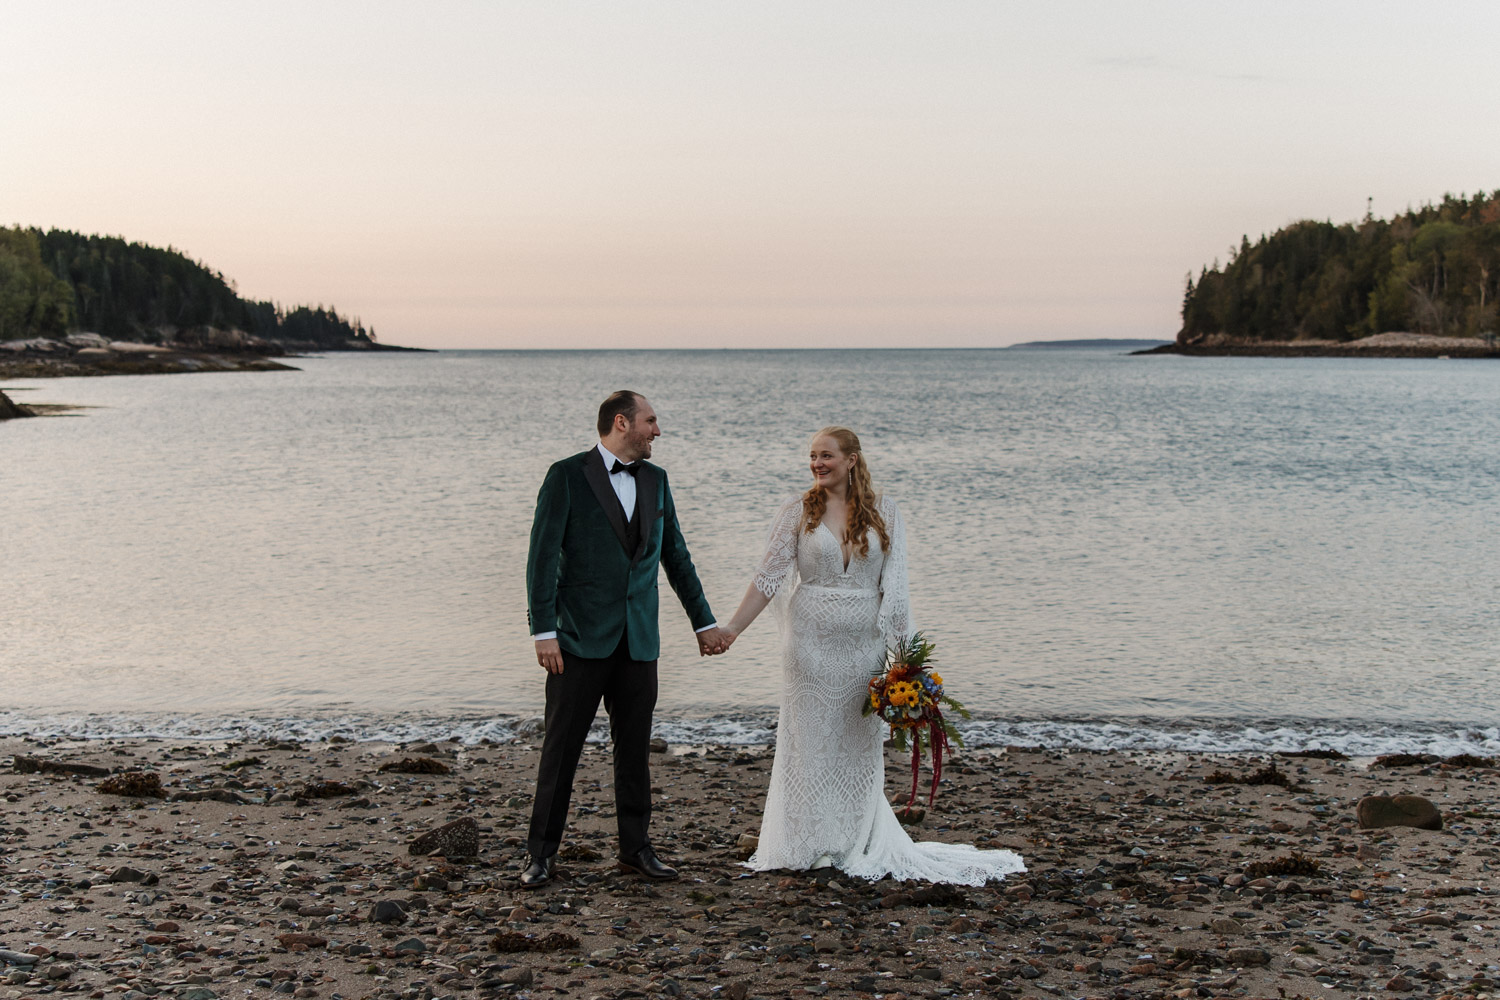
[532,443,716,641]
[596,442,638,522]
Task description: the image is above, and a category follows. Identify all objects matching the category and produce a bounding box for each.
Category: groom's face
[620,398,661,461]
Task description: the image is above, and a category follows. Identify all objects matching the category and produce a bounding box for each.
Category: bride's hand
[706,625,739,657]
[696,627,723,656]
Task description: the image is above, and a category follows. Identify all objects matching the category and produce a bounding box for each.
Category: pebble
[498,967,533,986]
[368,900,409,923]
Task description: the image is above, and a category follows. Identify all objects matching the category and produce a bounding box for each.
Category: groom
[522,390,726,889]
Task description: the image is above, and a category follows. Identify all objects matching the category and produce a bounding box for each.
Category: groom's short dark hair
[597,391,643,436]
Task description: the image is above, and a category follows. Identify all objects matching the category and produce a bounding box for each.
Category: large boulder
[0,337,66,354]
[407,816,480,857]
[175,326,273,352]
[1356,794,1442,830]
[65,332,110,349]
[0,390,31,420]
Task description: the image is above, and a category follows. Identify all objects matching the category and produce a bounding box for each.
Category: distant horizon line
[376,337,1173,352]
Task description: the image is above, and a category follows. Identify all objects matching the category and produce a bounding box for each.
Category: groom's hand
[696,627,730,656]
[535,638,564,674]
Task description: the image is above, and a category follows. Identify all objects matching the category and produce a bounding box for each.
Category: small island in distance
[0,226,419,382]
[1144,190,1500,358]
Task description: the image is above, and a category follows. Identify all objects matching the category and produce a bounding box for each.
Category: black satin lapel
[582,449,631,552]
[632,463,657,563]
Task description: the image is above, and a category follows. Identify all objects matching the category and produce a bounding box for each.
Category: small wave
[957,718,1500,757]
[0,709,1494,757]
[0,712,523,745]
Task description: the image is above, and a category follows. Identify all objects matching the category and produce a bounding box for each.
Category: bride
[721,427,1025,885]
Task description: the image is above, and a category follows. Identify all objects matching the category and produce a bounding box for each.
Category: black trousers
[526,633,658,859]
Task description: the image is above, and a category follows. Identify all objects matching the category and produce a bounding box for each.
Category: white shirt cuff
[695,622,719,633]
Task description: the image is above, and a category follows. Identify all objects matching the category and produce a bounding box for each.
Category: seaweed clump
[221,757,263,770]
[378,757,451,774]
[1441,754,1496,768]
[1278,749,1349,760]
[98,772,164,798]
[1203,761,1290,787]
[1243,852,1323,879]
[297,780,355,799]
[490,932,579,953]
[1371,753,1440,768]
[1374,752,1495,769]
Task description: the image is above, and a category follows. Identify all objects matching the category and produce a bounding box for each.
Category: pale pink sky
[6,2,1500,348]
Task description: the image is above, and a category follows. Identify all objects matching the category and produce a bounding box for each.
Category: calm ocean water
[4,349,1498,753]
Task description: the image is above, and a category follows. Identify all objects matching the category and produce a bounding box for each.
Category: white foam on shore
[0,712,521,746]
[955,719,1500,757]
[1,709,1496,757]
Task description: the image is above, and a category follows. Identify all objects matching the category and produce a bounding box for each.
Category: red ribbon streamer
[900,713,953,816]
[929,717,946,806]
[907,735,921,815]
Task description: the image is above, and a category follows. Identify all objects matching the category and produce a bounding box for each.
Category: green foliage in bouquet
[864,631,970,752]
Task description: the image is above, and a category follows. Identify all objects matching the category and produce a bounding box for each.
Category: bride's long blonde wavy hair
[802,426,889,559]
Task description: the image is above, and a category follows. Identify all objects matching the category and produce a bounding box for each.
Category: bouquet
[863,632,969,814]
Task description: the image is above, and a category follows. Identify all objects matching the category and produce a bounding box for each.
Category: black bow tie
[610,460,641,476]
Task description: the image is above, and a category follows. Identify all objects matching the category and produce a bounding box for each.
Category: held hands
[538,630,733,668]
[696,626,736,657]
[535,638,564,674]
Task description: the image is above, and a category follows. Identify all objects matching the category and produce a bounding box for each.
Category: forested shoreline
[1177,191,1500,349]
[0,226,379,349]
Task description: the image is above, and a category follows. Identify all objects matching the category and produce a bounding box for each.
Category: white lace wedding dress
[745,495,1026,885]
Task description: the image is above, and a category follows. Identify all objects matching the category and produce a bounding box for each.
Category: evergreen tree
[1181,191,1500,341]
[0,228,73,339]
[0,226,373,346]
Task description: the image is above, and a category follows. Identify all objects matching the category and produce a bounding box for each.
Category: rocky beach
[1138,332,1500,359]
[0,332,425,381]
[0,334,301,379]
[2,736,1495,1000]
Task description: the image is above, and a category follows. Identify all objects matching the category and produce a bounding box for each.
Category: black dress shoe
[519,855,554,889]
[618,845,678,880]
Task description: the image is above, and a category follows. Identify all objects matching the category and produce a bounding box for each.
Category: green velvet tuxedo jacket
[526,447,715,661]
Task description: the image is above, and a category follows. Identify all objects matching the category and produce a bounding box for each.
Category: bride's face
[809,436,856,491]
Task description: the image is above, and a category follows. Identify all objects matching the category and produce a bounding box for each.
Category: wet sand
[2,736,1496,999]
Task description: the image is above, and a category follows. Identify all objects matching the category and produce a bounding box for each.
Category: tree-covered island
[1151,191,1500,357]
[0,226,417,377]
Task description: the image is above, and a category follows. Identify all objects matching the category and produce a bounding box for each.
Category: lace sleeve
[752,497,803,598]
[876,496,912,644]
